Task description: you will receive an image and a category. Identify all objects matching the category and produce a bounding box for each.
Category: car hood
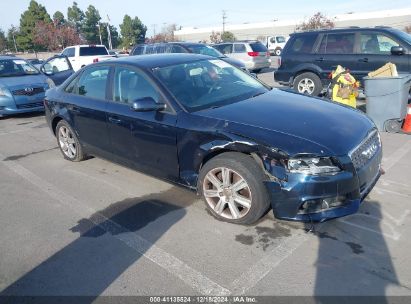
[0,74,48,88]
[195,89,375,156]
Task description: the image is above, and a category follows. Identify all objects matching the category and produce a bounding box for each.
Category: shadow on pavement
[0,187,192,300]
[314,201,401,302]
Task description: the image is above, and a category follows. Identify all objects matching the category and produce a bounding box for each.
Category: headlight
[0,86,11,97]
[46,78,56,89]
[287,157,341,175]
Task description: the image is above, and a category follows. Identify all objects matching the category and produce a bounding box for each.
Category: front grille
[16,102,44,109]
[350,130,381,170]
[12,87,45,96]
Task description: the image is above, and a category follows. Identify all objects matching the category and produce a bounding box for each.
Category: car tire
[275,48,282,56]
[198,152,270,225]
[293,72,322,96]
[56,120,85,162]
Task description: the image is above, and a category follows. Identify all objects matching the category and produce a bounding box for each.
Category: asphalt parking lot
[1,105,411,299]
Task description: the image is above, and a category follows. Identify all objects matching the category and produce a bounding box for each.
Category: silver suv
[213,41,271,72]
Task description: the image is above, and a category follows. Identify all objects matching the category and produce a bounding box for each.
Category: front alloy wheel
[203,167,252,220]
[199,152,270,224]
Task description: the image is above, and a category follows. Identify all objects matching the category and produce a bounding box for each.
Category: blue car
[44,54,382,224]
[0,55,73,117]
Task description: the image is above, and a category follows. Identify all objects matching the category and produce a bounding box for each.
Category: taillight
[266,51,270,57]
[93,58,99,63]
[247,52,259,57]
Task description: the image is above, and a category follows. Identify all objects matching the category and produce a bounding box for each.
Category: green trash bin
[363,74,411,132]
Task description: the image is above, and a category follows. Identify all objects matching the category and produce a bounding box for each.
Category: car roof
[0,55,23,60]
[98,53,213,69]
[291,26,399,36]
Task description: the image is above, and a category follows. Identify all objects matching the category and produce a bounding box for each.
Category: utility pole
[151,24,156,36]
[106,15,113,50]
[222,10,227,33]
[97,23,102,45]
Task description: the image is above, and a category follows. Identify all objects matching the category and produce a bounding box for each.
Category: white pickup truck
[61,45,115,71]
[259,36,289,56]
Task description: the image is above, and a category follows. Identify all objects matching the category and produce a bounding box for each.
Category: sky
[0,0,410,36]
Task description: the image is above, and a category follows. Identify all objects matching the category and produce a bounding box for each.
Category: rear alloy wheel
[199,152,270,224]
[293,72,322,96]
[275,48,282,56]
[56,120,85,162]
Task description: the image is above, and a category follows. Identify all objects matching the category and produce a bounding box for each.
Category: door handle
[358,58,369,63]
[315,58,324,62]
[108,116,122,124]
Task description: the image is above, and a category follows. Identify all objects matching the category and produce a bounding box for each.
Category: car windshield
[0,59,39,77]
[276,36,286,43]
[186,45,225,58]
[391,29,411,45]
[153,59,269,112]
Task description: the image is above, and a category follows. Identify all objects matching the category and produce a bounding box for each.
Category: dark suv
[274,27,411,96]
[130,42,246,70]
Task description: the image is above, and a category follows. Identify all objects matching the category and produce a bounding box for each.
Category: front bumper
[265,148,382,222]
[0,104,44,116]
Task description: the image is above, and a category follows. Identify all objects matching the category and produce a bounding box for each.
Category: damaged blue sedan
[44,54,382,224]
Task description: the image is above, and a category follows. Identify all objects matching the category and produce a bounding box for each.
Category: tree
[82,5,101,44]
[17,0,51,51]
[209,31,221,43]
[120,15,147,47]
[53,11,66,26]
[221,31,236,42]
[0,29,7,52]
[67,2,84,33]
[296,12,335,31]
[33,21,82,51]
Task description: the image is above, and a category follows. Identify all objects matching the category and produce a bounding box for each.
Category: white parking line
[229,232,308,295]
[0,156,230,296]
[374,187,411,199]
[382,138,411,171]
[338,214,401,241]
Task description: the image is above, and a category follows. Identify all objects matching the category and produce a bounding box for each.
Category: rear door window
[249,42,267,52]
[77,66,110,100]
[63,47,75,57]
[234,44,246,53]
[79,46,108,56]
[289,34,317,54]
[318,33,355,54]
[360,33,400,54]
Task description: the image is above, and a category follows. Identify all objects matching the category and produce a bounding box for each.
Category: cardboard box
[368,62,398,78]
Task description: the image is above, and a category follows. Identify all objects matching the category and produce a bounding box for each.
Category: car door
[62,47,78,71]
[315,32,358,80]
[62,65,112,158]
[40,56,74,85]
[357,32,409,78]
[106,65,179,180]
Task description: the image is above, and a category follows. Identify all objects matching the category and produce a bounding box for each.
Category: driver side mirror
[131,97,166,112]
[391,46,404,55]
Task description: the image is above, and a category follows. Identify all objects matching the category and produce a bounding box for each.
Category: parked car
[26,58,44,70]
[275,27,411,96]
[258,35,289,56]
[61,44,115,72]
[0,55,73,117]
[212,40,271,72]
[44,54,382,224]
[130,42,246,70]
